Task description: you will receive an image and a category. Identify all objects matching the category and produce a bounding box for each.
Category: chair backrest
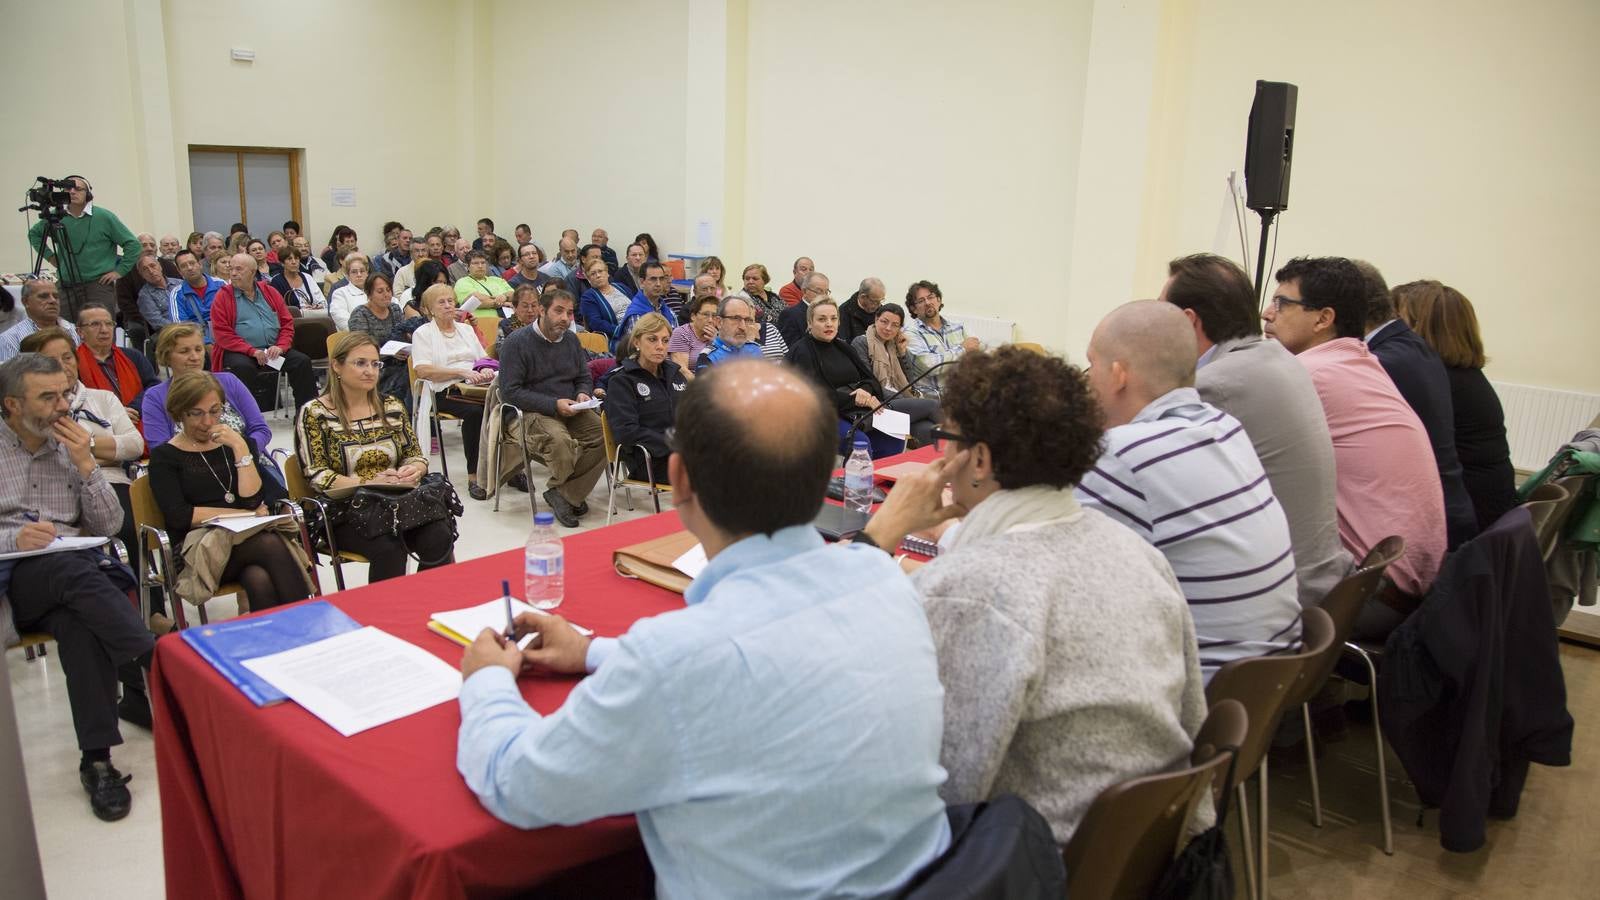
[1204,607,1335,787]
[474,315,499,356]
[1289,561,1394,708]
[128,475,164,533]
[1523,482,1572,560]
[578,331,610,355]
[1012,341,1046,355]
[293,316,331,360]
[1063,700,1247,900]
[1359,534,1406,572]
[598,412,619,464]
[281,454,312,501]
[324,332,341,362]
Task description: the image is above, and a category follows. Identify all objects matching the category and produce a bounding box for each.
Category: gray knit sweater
[911,507,1208,844]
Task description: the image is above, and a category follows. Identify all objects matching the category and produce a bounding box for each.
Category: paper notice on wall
[331,188,357,207]
[695,220,713,250]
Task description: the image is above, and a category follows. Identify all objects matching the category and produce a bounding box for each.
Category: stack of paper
[428,597,594,649]
[205,513,290,534]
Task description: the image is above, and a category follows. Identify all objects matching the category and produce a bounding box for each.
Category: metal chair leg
[606,459,620,525]
[1259,760,1270,900]
[1237,781,1259,900]
[1304,703,1323,827]
[1355,646,1395,854]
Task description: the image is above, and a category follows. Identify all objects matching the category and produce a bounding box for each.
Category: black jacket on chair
[883,795,1066,900]
[1378,506,1574,852]
[1368,319,1480,548]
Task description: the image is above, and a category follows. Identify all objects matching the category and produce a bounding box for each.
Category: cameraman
[25,176,142,321]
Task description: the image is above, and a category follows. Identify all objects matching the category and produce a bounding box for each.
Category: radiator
[943,313,1016,348]
[1491,381,1600,472]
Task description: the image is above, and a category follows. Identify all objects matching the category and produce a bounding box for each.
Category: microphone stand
[828,359,956,501]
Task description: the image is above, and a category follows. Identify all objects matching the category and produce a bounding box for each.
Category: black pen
[502,580,514,642]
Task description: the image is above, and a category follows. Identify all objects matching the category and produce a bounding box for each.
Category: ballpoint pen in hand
[502,580,514,642]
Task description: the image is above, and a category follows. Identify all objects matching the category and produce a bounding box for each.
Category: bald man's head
[674,359,835,536]
[1086,300,1198,426]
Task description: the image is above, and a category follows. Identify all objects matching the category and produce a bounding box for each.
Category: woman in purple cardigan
[142,323,274,457]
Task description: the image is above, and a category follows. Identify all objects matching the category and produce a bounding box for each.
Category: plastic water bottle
[844,433,875,515]
[524,512,565,610]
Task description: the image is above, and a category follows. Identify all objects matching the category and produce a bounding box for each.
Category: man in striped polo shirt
[1076,300,1302,679]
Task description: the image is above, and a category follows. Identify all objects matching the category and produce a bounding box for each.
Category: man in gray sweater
[498,288,605,526]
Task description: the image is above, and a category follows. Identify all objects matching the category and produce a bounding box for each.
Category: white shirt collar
[70,202,95,218]
[1364,318,1398,343]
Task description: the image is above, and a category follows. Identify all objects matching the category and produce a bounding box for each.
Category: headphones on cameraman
[63,175,93,203]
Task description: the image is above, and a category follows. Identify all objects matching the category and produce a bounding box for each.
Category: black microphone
[827,358,956,503]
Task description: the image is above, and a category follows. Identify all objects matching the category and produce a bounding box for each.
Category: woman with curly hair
[859,345,1206,845]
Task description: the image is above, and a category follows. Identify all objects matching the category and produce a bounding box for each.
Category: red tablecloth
[151,445,938,899]
[152,511,688,900]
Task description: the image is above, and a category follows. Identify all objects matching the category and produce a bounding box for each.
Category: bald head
[674,359,836,537]
[228,252,256,287]
[1087,300,1197,425]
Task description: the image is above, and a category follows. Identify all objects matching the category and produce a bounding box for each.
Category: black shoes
[117,686,152,730]
[80,761,133,821]
[543,489,580,527]
[509,473,529,493]
[468,483,488,501]
[573,500,589,517]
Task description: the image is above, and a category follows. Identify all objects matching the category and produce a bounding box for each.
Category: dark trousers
[332,518,456,582]
[434,393,484,476]
[886,396,940,447]
[221,348,317,414]
[9,550,153,752]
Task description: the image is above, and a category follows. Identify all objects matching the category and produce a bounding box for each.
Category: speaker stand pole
[1252,208,1278,308]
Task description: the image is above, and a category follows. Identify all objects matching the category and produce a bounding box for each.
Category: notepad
[0,534,109,561]
[428,597,593,649]
[204,513,290,533]
[379,340,411,356]
[871,408,911,439]
[265,355,286,371]
[459,296,482,313]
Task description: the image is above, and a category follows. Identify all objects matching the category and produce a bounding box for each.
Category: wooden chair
[578,331,610,355]
[1203,607,1335,900]
[473,314,500,357]
[1012,341,1046,355]
[600,412,670,524]
[1286,535,1403,852]
[281,455,370,592]
[1063,700,1248,900]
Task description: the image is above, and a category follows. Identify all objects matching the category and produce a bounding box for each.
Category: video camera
[20,176,74,219]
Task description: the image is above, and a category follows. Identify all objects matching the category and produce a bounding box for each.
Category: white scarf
[945,484,1083,552]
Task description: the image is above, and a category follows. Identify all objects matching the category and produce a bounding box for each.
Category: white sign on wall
[330,188,357,207]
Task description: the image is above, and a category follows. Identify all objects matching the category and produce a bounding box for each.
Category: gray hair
[858,276,884,297]
[0,353,64,404]
[202,231,223,242]
[802,272,830,292]
[18,280,49,305]
[718,295,753,317]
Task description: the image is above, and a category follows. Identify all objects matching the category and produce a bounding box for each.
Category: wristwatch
[87,435,96,454]
[235,455,255,468]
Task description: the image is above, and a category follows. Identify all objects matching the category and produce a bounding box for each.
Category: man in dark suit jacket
[1357,261,1478,548]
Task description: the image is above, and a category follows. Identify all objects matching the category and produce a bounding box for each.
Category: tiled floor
[7,415,1600,897]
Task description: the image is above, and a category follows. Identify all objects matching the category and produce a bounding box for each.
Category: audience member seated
[694,296,764,371]
[171,249,223,343]
[499,288,605,525]
[410,285,491,500]
[778,256,813,306]
[268,244,325,312]
[0,353,154,821]
[537,236,580,280]
[346,272,410,401]
[210,253,317,412]
[397,259,450,318]
[496,284,543,352]
[1357,261,1478,548]
[903,280,978,400]
[148,372,312,615]
[613,242,646,295]
[603,313,684,486]
[617,261,680,346]
[1263,257,1446,639]
[505,242,553,294]
[453,250,513,320]
[0,280,79,362]
[1076,300,1301,679]
[19,329,144,588]
[777,271,830,347]
[456,359,951,897]
[74,306,157,432]
[860,346,1206,844]
[850,301,940,447]
[563,244,606,299]
[633,231,662,263]
[296,333,457,581]
[838,277,886,344]
[128,252,177,351]
[697,257,727,295]
[590,227,618,271]
[143,323,272,455]
[246,238,277,282]
[578,257,630,343]
[391,233,431,297]
[1396,280,1518,532]
[328,253,372,331]
[375,226,412,279]
[320,225,358,273]
[740,263,785,325]
[786,296,906,458]
[1161,253,1353,607]
[668,293,719,377]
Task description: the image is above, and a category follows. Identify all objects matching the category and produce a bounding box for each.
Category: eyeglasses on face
[1268,296,1313,314]
[930,428,976,452]
[183,406,225,420]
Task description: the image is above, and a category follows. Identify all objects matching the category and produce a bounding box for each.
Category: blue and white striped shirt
[1076,387,1302,677]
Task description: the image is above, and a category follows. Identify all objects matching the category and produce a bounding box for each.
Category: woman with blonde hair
[603,312,684,485]
[295,332,457,580]
[411,283,491,498]
[1394,280,1517,529]
[142,322,273,454]
[329,253,372,331]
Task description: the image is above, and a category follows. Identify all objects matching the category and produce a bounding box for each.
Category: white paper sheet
[0,534,109,561]
[240,627,462,737]
[459,296,482,313]
[379,340,411,357]
[568,397,602,411]
[671,543,707,579]
[204,513,290,533]
[871,408,911,439]
[431,598,594,641]
[264,355,286,371]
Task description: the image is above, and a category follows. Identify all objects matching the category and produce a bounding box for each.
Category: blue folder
[179,601,362,707]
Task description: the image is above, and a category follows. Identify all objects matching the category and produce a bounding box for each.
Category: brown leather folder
[612,530,700,594]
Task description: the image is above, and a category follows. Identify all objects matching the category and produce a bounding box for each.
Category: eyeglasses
[183,406,225,420]
[1268,296,1313,314]
[344,359,385,371]
[80,320,116,330]
[721,315,755,324]
[930,427,976,453]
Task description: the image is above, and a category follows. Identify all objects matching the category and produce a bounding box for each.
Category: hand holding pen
[16,511,59,552]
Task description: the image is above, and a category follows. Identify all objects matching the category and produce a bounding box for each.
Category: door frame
[187,145,303,232]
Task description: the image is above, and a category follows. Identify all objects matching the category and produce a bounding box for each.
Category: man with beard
[498,288,605,526]
[0,352,154,821]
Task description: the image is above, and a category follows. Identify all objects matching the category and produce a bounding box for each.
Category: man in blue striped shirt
[1076,300,1301,678]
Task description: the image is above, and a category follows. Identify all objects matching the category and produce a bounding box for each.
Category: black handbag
[333,473,463,565]
[1150,745,1240,900]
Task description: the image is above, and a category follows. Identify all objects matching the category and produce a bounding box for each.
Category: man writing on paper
[0,353,154,821]
[456,360,952,899]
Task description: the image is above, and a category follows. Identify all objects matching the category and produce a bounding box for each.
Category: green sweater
[27,205,141,280]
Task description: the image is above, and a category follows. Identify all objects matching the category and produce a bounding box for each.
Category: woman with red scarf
[73,305,159,435]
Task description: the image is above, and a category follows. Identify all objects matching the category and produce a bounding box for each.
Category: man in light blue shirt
[457,359,951,899]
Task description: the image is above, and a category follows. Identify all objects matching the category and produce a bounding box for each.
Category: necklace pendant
[224,491,236,503]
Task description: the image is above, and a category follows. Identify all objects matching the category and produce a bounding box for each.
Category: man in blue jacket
[616,261,679,347]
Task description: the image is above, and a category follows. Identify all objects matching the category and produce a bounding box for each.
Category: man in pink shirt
[1264,256,1446,639]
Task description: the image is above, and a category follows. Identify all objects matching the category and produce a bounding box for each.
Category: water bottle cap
[534,512,555,525]
[853,433,870,448]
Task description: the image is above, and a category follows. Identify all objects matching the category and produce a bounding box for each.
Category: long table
[151,445,937,898]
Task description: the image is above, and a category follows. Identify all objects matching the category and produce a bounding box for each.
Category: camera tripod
[30,213,91,319]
